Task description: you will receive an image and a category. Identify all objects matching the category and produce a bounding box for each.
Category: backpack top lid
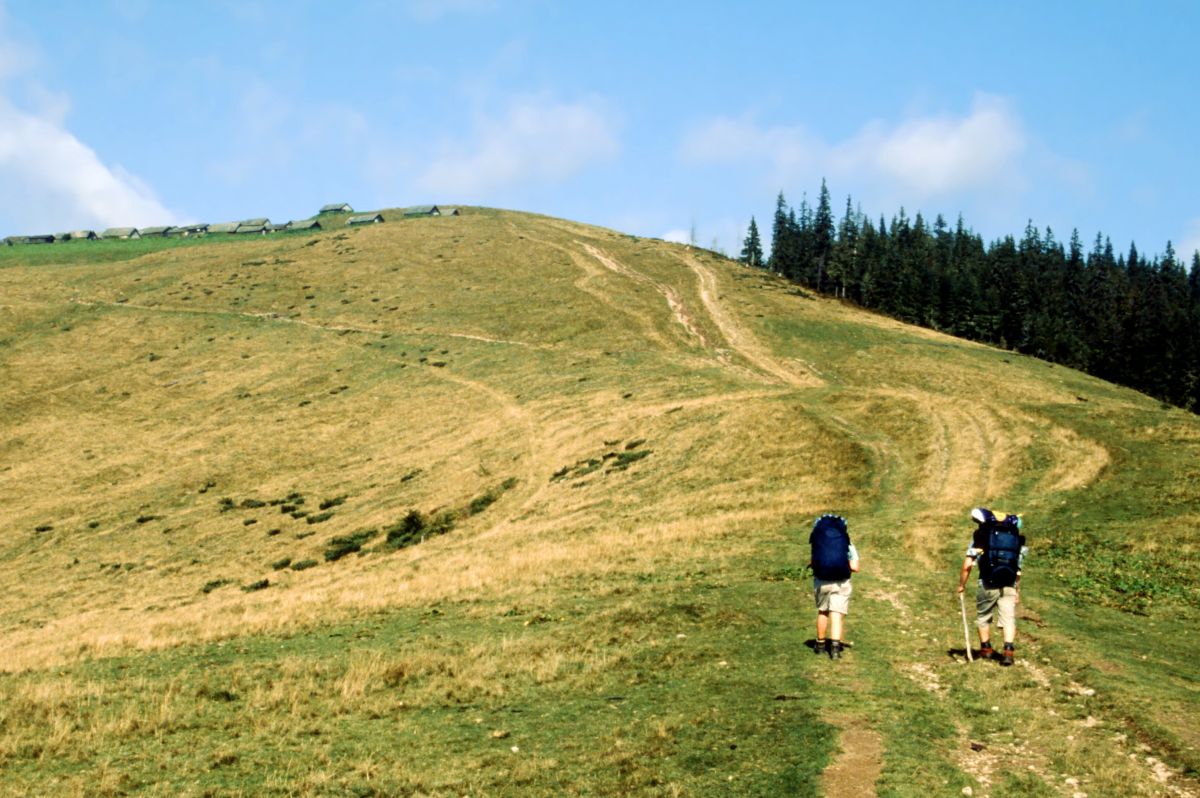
[813,514,847,534]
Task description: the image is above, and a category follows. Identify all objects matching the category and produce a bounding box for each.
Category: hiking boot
[1000,646,1015,667]
[829,641,843,661]
[815,639,826,655]
[979,643,995,660]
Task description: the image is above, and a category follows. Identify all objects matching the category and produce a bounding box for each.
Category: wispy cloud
[835,95,1026,196]
[1179,217,1200,261]
[0,97,180,233]
[682,94,1027,201]
[404,0,497,22]
[416,97,620,198]
[0,1,37,81]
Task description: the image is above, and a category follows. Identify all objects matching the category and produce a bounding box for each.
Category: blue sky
[2,0,1199,261]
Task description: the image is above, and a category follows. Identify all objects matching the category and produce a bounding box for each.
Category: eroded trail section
[580,243,713,347]
[680,253,823,388]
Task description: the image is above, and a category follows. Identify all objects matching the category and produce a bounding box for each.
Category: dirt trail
[679,253,823,388]
[821,718,884,797]
[579,243,713,348]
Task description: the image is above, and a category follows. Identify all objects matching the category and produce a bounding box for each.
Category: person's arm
[956,556,975,593]
[848,543,861,573]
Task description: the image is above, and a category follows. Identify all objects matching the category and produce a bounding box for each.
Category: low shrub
[271,557,292,570]
[241,579,269,592]
[291,559,318,571]
[306,510,335,525]
[385,510,428,548]
[610,450,652,471]
[324,529,377,562]
[34,524,53,533]
[319,495,347,511]
[202,579,232,594]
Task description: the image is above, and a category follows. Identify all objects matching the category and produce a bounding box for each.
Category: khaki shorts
[976,584,1017,631]
[814,578,853,615]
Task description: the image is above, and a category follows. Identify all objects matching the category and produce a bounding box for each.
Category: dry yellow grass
[1,208,1197,796]
[0,209,1158,670]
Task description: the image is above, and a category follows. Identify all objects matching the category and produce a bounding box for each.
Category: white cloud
[0,97,180,233]
[661,228,691,244]
[680,116,819,176]
[835,95,1025,196]
[1179,217,1200,263]
[416,97,620,198]
[681,94,1027,201]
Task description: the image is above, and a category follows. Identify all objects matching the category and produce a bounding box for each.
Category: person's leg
[816,610,829,641]
[998,587,1017,643]
[976,585,997,654]
[827,582,851,659]
[997,588,1017,664]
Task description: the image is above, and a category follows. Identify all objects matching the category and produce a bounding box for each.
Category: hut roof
[208,222,240,234]
[240,218,270,226]
[288,219,322,230]
[139,226,171,236]
[440,207,461,216]
[319,203,353,213]
[235,223,269,234]
[346,213,384,226]
[101,227,140,239]
[402,205,440,217]
[69,230,98,240]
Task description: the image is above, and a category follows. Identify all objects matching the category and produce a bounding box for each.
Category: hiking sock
[815,638,826,654]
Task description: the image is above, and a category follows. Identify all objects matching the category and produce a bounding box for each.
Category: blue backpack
[810,514,851,581]
[980,515,1023,588]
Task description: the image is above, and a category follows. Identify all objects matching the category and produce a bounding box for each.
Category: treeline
[740,181,1200,412]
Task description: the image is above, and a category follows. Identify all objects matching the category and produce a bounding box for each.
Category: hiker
[957,507,1027,666]
[810,514,860,660]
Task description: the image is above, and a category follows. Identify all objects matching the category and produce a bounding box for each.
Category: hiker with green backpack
[956,507,1027,666]
[810,514,860,660]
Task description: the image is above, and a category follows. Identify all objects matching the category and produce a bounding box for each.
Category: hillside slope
[0,209,1196,797]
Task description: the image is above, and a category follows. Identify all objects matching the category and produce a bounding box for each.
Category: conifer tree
[740,217,764,268]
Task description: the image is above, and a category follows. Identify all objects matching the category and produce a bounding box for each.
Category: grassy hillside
[0,208,1196,797]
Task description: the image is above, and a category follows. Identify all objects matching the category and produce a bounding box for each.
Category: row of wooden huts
[3,204,458,246]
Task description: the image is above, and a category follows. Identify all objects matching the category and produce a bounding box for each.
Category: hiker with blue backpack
[810,514,860,660]
[956,508,1027,666]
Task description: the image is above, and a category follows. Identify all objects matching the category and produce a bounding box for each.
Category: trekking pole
[959,592,974,663]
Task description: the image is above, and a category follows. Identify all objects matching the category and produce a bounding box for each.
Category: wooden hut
[101,227,141,239]
[346,213,384,226]
[318,203,353,214]
[402,205,441,217]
